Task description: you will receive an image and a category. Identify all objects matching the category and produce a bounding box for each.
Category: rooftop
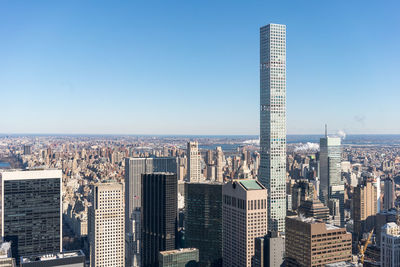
[239,179,264,190]
[325,262,360,267]
[0,242,11,258]
[290,215,340,229]
[159,248,198,256]
[21,250,84,263]
[0,169,62,180]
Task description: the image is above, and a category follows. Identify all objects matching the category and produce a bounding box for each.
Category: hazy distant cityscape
[0,131,399,266]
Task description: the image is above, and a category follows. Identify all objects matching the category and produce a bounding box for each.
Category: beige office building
[89,182,125,267]
[381,222,400,267]
[352,180,377,238]
[285,216,352,267]
[187,141,201,182]
[215,146,224,183]
[222,179,267,267]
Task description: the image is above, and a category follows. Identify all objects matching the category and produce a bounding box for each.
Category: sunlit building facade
[260,23,287,232]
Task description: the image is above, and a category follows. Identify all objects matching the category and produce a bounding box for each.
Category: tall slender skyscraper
[0,170,62,265]
[260,23,287,232]
[89,182,125,267]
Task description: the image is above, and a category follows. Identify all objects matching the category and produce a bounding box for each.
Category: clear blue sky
[0,0,399,135]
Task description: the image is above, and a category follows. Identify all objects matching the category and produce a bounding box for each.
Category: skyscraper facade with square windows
[89,182,125,267]
[260,23,287,233]
[222,180,268,267]
[0,170,62,265]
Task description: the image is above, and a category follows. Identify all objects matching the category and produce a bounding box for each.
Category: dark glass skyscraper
[125,157,178,267]
[0,170,62,264]
[185,182,222,267]
[141,172,177,267]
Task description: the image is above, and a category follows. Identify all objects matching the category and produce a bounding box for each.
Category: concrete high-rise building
[384,178,395,211]
[381,222,400,267]
[291,180,315,211]
[159,248,199,267]
[328,198,341,226]
[206,165,215,181]
[298,199,330,222]
[89,182,125,267]
[206,150,214,165]
[375,176,382,213]
[187,142,201,182]
[260,23,287,233]
[252,231,285,267]
[215,147,224,183]
[0,170,62,264]
[319,136,345,226]
[23,144,31,155]
[285,216,352,267]
[222,180,268,267]
[185,182,222,267]
[0,242,16,267]
[352,180,377,239]
[177,157,186,181]
[141,173,177,267]
[21,250,85,267]
[124,157,177,267]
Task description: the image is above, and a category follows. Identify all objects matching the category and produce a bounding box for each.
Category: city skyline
[1,1,399,135]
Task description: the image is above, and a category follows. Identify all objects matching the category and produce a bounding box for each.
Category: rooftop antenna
[325,124,328,137]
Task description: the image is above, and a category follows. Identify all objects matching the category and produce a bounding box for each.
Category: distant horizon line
[1,133,400,137]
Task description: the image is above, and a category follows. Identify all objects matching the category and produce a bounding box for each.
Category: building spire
[325,124,328,137]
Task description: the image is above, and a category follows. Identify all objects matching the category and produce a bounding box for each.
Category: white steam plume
[294,142,319,152]
[336,130,346,140]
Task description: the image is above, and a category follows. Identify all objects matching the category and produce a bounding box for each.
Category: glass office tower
[185,182,222,267]
[319,136,344,226]
[125,157,178,267]
[141,172,177,267]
